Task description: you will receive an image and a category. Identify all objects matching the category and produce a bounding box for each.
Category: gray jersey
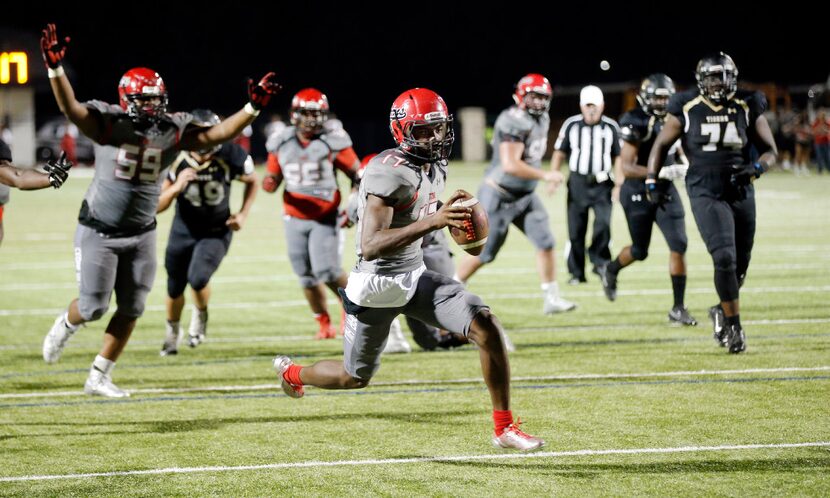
[485,106,550,194]
[267,122,353,203]
[80,100,193,231]
[355,148,447,275]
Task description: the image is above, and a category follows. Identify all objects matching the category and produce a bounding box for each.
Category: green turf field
[0,164,828,496]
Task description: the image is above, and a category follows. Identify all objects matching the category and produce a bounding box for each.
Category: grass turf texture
[0,164,828,496]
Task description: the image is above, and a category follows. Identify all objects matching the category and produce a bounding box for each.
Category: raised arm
[41,24,102,142]
[0,152,72,190]
[179,73,282,151]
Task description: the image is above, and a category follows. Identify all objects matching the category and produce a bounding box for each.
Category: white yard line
[0,441,827,482]
[2,366,827,399]
[2,285,829,317]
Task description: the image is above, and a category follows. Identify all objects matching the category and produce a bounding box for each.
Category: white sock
[166,320,180,331]
[541,281,559,296]
[63,312,80,332]
[91,354,115,376]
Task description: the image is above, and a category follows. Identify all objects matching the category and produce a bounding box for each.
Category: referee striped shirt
[554,115,622,175]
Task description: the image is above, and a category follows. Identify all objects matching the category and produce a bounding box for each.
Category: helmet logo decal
[424,111,446,121]
[390,108,406,120]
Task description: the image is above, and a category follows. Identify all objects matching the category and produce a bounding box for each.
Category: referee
[550,85,622,284]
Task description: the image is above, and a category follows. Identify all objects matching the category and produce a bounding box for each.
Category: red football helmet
[513,73,552,116]
[118,67,168,122]
[291,88,329,135]
[389,88,454,162]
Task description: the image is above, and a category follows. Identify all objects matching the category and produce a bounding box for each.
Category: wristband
[47,66,65,79]
[243,102,261,117]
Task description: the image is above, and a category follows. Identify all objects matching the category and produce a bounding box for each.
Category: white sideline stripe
[2,366,828,399]
[2,285,830,317]
[0,442,827,482]
[1,316,828,351]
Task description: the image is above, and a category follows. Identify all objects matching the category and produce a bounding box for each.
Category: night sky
[3,3,826,156]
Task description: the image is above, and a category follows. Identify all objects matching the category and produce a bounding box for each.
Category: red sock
[493,409,513,433]
[284,364,304,386]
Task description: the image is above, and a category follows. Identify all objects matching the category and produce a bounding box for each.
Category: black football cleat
[709,305,726,346]
[599,266,617,302]
[668,306,698,326]
[726,324,746,354]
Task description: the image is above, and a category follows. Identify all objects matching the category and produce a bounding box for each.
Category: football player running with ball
[273,88,544,451]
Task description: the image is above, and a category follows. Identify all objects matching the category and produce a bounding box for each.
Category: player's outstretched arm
[180,73,282,151]
[0,152,72,190]
[749,114,779,173]
[360,190,471,261]
[40,24,101,142]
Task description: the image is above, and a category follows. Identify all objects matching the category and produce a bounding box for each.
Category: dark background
[2,2,826,158]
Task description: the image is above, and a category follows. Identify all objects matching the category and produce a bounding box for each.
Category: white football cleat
[160,321,183,356]
[273,355,304,398]
[492,420,545,451]
[84,369,130,398]
[543,295,577,315]
[382,318,411,354]
[43,313,77,364]
[188,306,208,347]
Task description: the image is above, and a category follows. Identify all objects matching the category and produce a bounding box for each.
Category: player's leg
[161,220,195,355]
[405,270,544,450]
[657,185,695,325]
[285,217,333,338]
[273,306,399,396]
[309,218,349,336]
[455,183,511,283]
[408,245,467,351]
[602,182,653,301]
[587,184,613,273]
[515,194,575,313]
[185,231,232,347]
[84,229,157,396]
[690,196,744,353]
[566,179,590,283]
[733,188,757,291]
[44,225,116,364]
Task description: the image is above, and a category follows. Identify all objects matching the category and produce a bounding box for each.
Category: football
[448,196,489,255]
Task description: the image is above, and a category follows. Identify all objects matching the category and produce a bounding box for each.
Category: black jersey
[668,89,766,197]
[168,143,253,235]
[619,107,675,168]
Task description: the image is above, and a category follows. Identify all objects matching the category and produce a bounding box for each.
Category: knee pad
[711,246,736,273]
[79,294,110,321]
[298,276,319,288]
[188,273,211,292]
[630,245,649,261]
[316,268,342,286]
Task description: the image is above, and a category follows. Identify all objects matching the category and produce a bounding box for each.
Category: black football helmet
[637,73,675,117]
[695,52,738,105]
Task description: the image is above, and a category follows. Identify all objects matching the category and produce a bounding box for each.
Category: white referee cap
[580,85,604,106]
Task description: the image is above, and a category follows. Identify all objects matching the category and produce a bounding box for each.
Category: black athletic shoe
[599,266,617,301]
[709,305,726,346]
[726,324,746,354]
[668,306,698,326]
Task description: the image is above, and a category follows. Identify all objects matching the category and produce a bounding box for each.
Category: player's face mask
[293,109,327,135]
[651,95,670,116]
[523,91,552,116]
[700,71,736,105]
[404,119,454,162]
[126,95,167,124]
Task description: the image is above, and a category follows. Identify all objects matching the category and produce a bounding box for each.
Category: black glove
[247,72,282,111]
[44,151,73,189]
[645,179,670,210]
[40,23,70,69]
[730,162,764,187]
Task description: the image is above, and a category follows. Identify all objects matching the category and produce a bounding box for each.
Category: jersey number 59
[115,145,163,182]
